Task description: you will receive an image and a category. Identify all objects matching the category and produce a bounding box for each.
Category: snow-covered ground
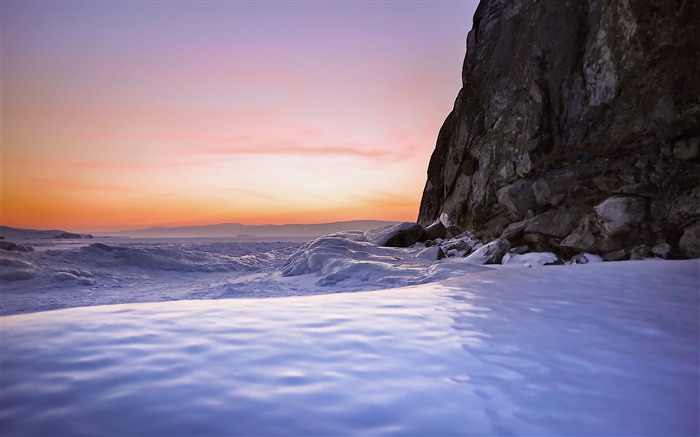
[0,232,492,315]
[1,231,698,435]
[2,259,698,436]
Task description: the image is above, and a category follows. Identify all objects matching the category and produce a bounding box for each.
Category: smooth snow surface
[2,260,698,436]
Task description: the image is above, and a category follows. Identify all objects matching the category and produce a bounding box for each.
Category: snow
[1,259,698,436]
[502,251,559,267]
[0,233,492,315]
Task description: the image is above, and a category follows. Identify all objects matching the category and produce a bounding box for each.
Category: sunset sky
[2,1,477,232]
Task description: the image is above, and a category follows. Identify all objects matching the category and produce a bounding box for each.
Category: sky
[2,1,478,232]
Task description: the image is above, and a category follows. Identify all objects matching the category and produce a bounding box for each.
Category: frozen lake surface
[0,234,489,315]
[2,259,698,436]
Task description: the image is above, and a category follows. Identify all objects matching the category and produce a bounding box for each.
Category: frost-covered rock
[594,197,646,236]
[502,252,559,267]
[440,235,479,258]
[416,246,445,261]
[570,253,604,264]
[424,221,447,241]
[464,238,510,265]
[651,243,671,259]
[365,222,427,247]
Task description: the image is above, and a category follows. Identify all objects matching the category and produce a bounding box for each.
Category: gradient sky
[2,1,478,232]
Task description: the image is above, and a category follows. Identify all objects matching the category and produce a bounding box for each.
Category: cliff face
[419,0,700,259]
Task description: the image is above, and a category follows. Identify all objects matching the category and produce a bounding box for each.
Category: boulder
[424,220,448,241]
[365,222,427,247]
[497,180,536,216]
[560,216,597,252]
[603,249,627,261]
[525,209,584,238]
[501,221,527,241]
[594,197,646,236]
[679,223,700,258]
[629,245,651,260]
[531,170,576,207]
[445,225,464,239]
[464,238,510,265]
[651,243,671,259]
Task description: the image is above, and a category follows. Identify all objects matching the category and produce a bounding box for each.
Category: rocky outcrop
[419,0,700,259]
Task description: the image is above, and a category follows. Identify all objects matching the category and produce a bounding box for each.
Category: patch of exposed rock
[418,0,700,260]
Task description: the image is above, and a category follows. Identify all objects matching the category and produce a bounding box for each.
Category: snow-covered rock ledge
[2,259,698,436]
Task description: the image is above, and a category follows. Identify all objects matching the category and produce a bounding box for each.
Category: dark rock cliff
[419,0,700,259]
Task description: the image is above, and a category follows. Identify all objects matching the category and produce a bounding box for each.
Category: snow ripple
[2,260,698,436]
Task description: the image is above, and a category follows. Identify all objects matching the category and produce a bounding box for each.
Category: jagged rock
[603,249,627,262]
[424,221,448,241]
[630,245,651,260]
[464,238,510,265]
[441,236,476,257]
[501,221,527,241]
[480,215,512,239]
[509,245,530,255]
[496,180,536,216]
[531,170,577,207]
[366,223,427,247]
[525,209,584,238]
[679,223,700,258]
[673,139,699,161]
[651,243,671,259]
[593,176,618,193]
[594,197,646,236]
[418,0,700,259]
[560,226,596,252]
[445,225,464,239]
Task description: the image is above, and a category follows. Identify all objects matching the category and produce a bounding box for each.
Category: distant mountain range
[105,220,400,238]
[0,226,93,240]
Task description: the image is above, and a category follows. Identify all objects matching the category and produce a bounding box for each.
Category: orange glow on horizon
[1,2,476,233]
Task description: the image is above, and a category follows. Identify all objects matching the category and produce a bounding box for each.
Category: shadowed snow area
[1,260,698,436]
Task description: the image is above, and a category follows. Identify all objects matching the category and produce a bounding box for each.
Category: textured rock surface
[419,0,700,259]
